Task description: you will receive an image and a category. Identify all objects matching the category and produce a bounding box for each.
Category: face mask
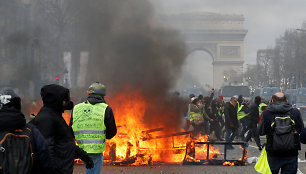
[63,101,74,110]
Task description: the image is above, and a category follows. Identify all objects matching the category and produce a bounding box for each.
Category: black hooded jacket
[31,84,86,174]
[259,102,304,157]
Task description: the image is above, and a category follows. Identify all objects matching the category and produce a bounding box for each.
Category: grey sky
[150,0,306,64]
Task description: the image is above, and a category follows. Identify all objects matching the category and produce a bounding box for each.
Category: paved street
[73,138,306,174]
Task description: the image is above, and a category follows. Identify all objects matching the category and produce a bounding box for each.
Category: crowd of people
[186,89,231,142]
[185,89,306,173]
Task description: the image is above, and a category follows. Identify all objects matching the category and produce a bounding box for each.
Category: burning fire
[105,89,222,165]
[105,90,185,164]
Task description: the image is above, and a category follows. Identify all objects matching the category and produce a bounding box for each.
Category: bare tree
[255,22,306,89]
[31,0,81,83]
[257,49,273,87]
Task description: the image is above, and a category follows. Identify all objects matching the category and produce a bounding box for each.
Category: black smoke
[1,0,188,129]
[70,0,188,129]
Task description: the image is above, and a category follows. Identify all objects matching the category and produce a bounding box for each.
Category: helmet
[87,82,106,96]
[0,87,21,110]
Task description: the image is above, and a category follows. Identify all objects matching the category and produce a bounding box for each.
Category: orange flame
[106,90,186,164]
[222,161,235,166]
[105,89,221,165]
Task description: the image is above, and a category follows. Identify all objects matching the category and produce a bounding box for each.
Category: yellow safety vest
[72,102,107,153]
[237,103,248,120]
[190,105,202,122]
[216,106,224,117]
[259,103,267,116]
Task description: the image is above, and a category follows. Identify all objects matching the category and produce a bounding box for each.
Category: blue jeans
[240,117,249,138]
[267,155,297,174]
[86,153,103,174]
[225,128,238,146]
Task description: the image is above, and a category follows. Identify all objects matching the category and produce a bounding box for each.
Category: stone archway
[158,12,248,89]
[184,49,214,89]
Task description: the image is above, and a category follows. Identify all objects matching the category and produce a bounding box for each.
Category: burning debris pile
[183,140,248,166]
[100,88,247,166]
[104,126,223,166]
[103,89,189,165]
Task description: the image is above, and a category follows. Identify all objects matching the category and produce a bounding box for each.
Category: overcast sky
[151,0,306,65]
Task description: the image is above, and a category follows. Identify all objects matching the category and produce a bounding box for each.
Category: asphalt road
[73,137,306,174]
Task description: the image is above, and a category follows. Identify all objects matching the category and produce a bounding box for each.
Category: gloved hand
[75,146,94,169]
[84,157,94,169]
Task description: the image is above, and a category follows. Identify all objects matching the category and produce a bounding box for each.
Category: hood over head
[0,107,26,131]
[267,102,292,114]
[40,84,71,114]
[0,87,26,131]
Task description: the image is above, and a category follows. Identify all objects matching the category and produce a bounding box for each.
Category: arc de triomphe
[159,12,248,90]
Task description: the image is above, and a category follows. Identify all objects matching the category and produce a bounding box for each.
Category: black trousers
[244,127,261,148]
[210,120,222,140]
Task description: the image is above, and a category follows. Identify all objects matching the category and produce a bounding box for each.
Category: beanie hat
[0,88,21,110]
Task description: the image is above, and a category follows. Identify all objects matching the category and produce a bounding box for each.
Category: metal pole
[206,144,209,160]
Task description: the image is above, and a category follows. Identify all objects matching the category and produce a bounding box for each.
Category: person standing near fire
[237,95,249,140]
[202,89,215,135]
[31,84,94,174]
[244,96,262,151]
[184,94,196,131]
[71,82,117,174]
[211,96,225,140]
[189,96,206,136]
[224,96,239,149]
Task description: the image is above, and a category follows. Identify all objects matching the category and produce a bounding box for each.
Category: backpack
[266,112,300,152]
[0,125,34,174]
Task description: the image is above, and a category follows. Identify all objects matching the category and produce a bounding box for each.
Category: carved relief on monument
[220,46,240,58]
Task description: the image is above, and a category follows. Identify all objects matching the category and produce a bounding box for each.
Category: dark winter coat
[0,106,53,174]
[224,102,239,129]
[259,102,304,157]
[247,103,260,129]
[300,128,306,144]
[71,94,117,140]
[31,84,87,174]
